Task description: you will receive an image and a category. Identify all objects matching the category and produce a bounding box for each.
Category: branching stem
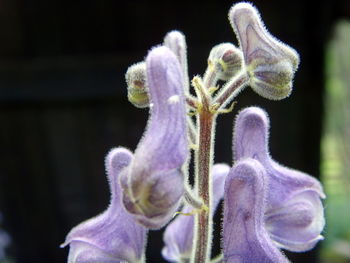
[190,71,248,263]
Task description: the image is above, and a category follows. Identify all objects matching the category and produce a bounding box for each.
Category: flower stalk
[193,106,215,263]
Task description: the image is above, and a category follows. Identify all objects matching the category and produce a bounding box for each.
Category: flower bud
[208,43,243,81]
[125,62,149,108]
[229,3,299,100]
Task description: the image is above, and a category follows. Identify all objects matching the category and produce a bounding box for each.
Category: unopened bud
[229,3,299,100]
[125,62,149,108]
[208,43,243,81]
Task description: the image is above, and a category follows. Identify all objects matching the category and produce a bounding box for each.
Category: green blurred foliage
[321,20,350,263]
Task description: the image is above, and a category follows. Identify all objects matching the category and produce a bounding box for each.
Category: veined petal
[229,3,299,100]
[61,148,147,263]
[121,46,188,229]
[233,106,325,252]
[223,158,289,263]
[162,164,230,262]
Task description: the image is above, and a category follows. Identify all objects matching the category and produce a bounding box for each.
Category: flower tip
[164,30,185,42]
[229,2,256,16]
[147,45,175,63]
[105,147,133,170]
[231,158,265,183]
[236,106,269,129]
[228,2,259,30]
[233,106,270,161]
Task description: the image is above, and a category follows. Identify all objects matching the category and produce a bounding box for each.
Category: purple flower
[162,163,230,262]
[120,46,188,229]
[223,158,289,263]
[61,148,147,263]
[229,3,299,100]
[233,107,325,252]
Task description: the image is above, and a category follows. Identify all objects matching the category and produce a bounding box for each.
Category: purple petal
[233,106,325,251]
[61,148,147,263]
[163,31,189,91]
[121,46,188,229]
[223,158,289,263]
[265,190,325,252]
[228,3,299,100]
[162,163,230,262]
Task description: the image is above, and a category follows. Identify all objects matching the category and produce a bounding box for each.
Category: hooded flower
[233,106,325,252]
[229,3,299,100]
[223,158,289,263]
[162,163,230,262]
[61,148,147,263]
[120,46,188,229]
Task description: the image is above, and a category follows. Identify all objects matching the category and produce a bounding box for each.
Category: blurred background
[0,0,349,262]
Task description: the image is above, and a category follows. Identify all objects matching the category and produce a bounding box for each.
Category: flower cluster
[61,2,325,263]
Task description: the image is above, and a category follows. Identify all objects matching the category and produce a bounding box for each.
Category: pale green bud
[208,43,243,81]
[125,62,149,108]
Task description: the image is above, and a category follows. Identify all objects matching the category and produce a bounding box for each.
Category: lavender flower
[120,46,188,229]
[61,148,147,263]
[162,163,230,262]
[233,107,325,252]
[62,2,326,262]
[229,3,299,100]
[223,158,289,262]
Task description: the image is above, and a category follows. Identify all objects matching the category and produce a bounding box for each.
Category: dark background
[0,0,349,262]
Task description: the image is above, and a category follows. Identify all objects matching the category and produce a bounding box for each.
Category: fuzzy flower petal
[233,106,325,252]
[120,46,188,229]
[229,3,299,100]
[61,148,147,263]
[162,164,230,262]
[223,158,289,263]
[265,189,325,251]
[163,31,189,92]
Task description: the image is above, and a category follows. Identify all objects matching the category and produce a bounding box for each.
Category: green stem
[214,70,248,108]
